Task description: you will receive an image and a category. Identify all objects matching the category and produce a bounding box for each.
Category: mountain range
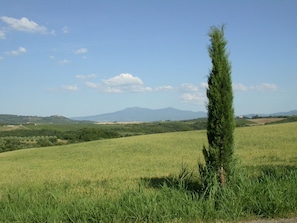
[1,108,297,124]
[72,107,297,122]
[243,110,297,118]
[72,107,207,122]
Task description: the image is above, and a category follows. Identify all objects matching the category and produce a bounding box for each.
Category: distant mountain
[271,110,297,117]
[2,109,296,125]
[72,107,207,122]
[243,109,297,118]
[0,114,78,125]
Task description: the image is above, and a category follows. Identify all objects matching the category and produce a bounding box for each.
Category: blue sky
[1,0,296,117]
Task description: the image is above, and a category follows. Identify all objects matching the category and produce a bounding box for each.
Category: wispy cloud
[49,55,55,59]
[233,83,278,92]
[180,83,199,92]
[6,47,26,56]
[62,26,68,34]
[62,85,78,91]
[1,16,52,34]
[233,83,249,91]
[252,83,278,91]
[76,74,96,79]
[0,29,5,39]
[85,82,98,89]
[0,56,3,60]
[74,48,88,54]
[180,92,206,105]
[83,74,204,96]
[178,83,207,105]
[155,85,174,91]
[59,59,71,65]
[200,82,208,89]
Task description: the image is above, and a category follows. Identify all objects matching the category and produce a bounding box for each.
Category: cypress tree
[202,25,235,185]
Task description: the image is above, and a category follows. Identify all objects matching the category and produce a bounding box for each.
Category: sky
[1,0,296,117]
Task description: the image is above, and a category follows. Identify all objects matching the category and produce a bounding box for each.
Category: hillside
[1,122,297,222]
[0,114,80,125]
[1,122,297,181]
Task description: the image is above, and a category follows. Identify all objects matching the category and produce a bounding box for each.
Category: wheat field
[0,122,296,188]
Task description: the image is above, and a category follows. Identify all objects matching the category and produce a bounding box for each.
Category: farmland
[0,117,277,153]
[0,122,297,222]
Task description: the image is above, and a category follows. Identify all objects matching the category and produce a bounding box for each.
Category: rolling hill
[0,114,79,125]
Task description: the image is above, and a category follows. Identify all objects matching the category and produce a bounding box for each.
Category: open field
[0,122,297,222]
[1,122,296,183]
[248,118,286,125]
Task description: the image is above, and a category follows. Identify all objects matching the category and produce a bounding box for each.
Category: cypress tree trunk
[202,25,235,186]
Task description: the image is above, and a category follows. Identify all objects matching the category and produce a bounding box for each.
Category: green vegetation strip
[0,122,297,222]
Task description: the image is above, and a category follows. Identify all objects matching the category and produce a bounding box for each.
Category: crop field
[0,122,297,222]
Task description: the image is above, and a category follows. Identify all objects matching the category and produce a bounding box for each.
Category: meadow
[0,122,297,222]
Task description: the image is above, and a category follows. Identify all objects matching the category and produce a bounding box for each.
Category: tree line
[0,128,120,153]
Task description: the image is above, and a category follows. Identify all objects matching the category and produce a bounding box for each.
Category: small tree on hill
[200,25,235,186]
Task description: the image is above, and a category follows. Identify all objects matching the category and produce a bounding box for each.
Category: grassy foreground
[0,122,297,222]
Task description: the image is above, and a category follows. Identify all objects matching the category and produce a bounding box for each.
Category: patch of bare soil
[248,118,286,125]
[0,124,28,131]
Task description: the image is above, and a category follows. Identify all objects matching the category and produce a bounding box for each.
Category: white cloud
[253,83,278,91]
[0,56,3,60]
[155,85,174,91]
[62,26,68,34]
[103,73,143,86]
[180,83,199,92]
[0,29,5,39]
[76,74,96,79]
[200,82,208,89]
[62,85,78,91]
[74,48,88,54]
[85,82,98,89]
[59,59,71,64]
[49,55,55,59]
[233,83,248,91]
[1,16,48,34]
[85,73,152,93]
[101,84,152,93]
[6,47,26,56]
[233,83,278,92]
[180,93,206,105]
[178,82,207,105]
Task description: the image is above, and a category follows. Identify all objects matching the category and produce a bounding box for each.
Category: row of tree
[0,128,121,153]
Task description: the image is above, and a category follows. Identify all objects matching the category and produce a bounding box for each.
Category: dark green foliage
[201,25,235,185]
[0,117,251,153]
[36,137,57,147]
[0,137,22,152]
[0,119,209,153]
[75,128,121,142]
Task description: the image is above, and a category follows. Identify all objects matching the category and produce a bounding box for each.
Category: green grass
[0,122,297,222]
